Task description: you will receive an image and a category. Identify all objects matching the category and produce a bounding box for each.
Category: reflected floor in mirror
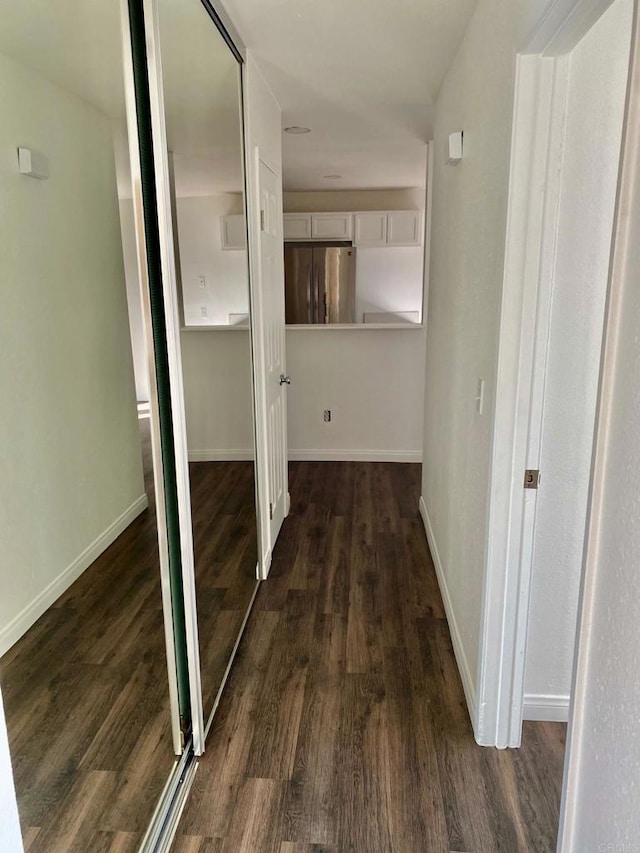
[188,459,258,721]
[0,419,174,853]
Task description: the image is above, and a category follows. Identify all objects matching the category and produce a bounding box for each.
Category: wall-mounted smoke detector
[284,126,311,134]
[17,147,49,179]
[446,131,464,165]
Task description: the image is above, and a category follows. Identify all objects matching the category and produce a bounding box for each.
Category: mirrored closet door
[135,0,261,745]
[0,1,191,848]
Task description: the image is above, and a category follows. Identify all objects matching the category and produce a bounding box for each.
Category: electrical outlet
[200,306,208,318]
[323,410,331,423]
[198,275,206,289]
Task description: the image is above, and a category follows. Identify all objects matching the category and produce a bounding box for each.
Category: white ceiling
[0,0,478,194]
[221,0,478,190]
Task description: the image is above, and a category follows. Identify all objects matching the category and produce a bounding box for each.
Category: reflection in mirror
[0,3,181,847]
[155,0,259,725]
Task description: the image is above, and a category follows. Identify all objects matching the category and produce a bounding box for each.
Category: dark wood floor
[0,419,258,852]
[188,459,258,721]
[172,461,566,853]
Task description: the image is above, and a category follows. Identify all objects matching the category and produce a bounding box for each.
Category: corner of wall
[418,495,478,733]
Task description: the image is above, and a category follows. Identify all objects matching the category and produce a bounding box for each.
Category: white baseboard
[188,450,254,462]
[288,449,422,463]
[418,495,478,729]
[523,693,570,722]
[0,493,149,657]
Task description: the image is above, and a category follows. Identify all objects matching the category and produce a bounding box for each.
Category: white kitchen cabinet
[354,212,387,247]
[387,210,422,246]
[221,213,247,249]
[284,213,312,240]
[311,212,353,240]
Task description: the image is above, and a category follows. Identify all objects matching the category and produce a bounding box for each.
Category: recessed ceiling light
[324,174,342,180]
[284,126,311,134]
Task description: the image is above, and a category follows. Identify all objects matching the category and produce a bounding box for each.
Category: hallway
[173,462,565,852]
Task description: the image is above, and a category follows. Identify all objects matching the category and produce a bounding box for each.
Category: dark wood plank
[174,460,565,852]
[0,419,259,847]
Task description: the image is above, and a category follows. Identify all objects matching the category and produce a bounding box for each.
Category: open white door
[258,155,289,556]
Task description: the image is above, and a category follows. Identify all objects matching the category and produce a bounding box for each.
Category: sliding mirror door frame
[127,0,266,758]
[120,0,185,758]
[124,0,205,756]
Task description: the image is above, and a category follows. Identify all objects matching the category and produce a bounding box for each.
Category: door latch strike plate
[269,502,273,520]
[524,469,540,490]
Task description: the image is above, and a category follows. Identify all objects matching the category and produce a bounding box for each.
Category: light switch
[476,378,485,415]
[446,131,464,165]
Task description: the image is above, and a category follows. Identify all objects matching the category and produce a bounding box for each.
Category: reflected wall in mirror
[0,3,184,848]
[154,0,260,726]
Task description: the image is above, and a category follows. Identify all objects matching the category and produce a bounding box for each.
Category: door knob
[279,374,291,385]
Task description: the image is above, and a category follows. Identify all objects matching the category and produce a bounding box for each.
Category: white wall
[118,199,150,402]
[420,0,519,718]
[559,11,640,846]
[355,246,424,322]
[283,188,424,213]
[181,330,254,459]
[0,50,145,655]
[287,328,426,461]
[0,691,22,852]
[175,194,249,326]
[524,0,632,717]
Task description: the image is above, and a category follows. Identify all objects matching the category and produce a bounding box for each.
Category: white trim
[478,53,571,748]
[120,0,183,755]
[558,4,639,845]
[289,449,422,463]
[421,141,434,326]
[143,0,204,754]
[419,497,477,730]
[0,494,148,657]
[188,449,254,462]
[523,0,617,56]
[522,693,570,721]
[285,324,425,331]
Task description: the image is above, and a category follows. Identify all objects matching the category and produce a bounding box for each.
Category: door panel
[259,159,288,548]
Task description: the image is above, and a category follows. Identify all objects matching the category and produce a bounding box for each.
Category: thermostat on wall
[17,147,49,180]
[446,131,464,165]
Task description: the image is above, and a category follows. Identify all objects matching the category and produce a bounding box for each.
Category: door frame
[477,0,624,748]
[242,140,275,579]
[138,0,207,755]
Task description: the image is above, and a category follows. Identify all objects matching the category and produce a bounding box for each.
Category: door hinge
[260,209,266,231]
[524,469,541,490]
[269,502,273,520]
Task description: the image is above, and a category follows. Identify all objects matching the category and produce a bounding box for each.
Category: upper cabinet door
[284,213,312,240]
[311,212,353,240]
[354,212,387,247]
[221,214,247,249]
[387,210,422,246]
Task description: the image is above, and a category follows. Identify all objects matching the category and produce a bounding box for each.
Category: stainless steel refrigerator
[284,243,356,324]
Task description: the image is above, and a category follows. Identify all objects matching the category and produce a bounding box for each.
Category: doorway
[479,0,634,748]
